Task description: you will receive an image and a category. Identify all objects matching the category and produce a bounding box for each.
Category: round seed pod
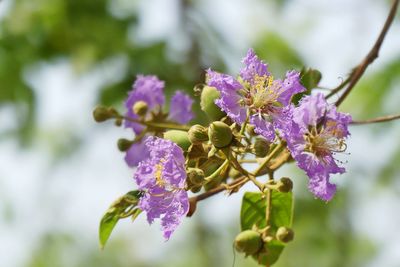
[188,124,209,144]
[234,230,263,255]
[208,121,233,148]
[200,86,226,121]
[132,101,148,117]
[276,227,294,243]
[163,130,191,151]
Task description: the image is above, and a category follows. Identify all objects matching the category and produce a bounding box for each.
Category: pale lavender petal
[215,91,247,124]
[206,69,242,93]
[293,93,327,128]
[168,91,194,124]
[277,71,306,106]
[124,75,165,133]
[240,48,269,84]
[250,115,275,141]
[308,172,337,201]
[124,139,150,167]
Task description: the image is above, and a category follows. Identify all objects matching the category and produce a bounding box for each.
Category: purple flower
[134,136,189,239]
[286,93,352,201]
[168,91,194,124]
[124,75,165,134]
[206,48,305,141]
[123,76,194,167]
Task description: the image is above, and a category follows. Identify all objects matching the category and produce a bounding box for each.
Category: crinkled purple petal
[168,91,194,124]
[124,139,150,167]
[240,48,269,84]
[124,75,165,133]
[308,172,337,201]
[133,136,188,239]
[215,91,247,124]
[277,71,306,106]
[250,115,275,141]
[206,69,242,93]
[293,93,328,128]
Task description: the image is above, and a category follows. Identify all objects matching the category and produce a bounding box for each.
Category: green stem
[228,152,264,191]
[239,109,250,136]
[265,172,274,227]
[122,116,190,131]
[253,143,285,176]
[204,160,229,183]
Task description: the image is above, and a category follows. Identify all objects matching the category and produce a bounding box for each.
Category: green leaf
[240,191,294,266]
[99,190,143,249]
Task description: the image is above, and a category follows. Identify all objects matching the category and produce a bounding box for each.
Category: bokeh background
[1,0,400,266]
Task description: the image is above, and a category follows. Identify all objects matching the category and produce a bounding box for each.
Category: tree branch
[335,0,399,107]
[351,113,400,125]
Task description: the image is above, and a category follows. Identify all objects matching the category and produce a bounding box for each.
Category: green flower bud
[117,138,133,152]
[276,227,294,243]
[254,137,270,158]
[188,124,209,144]
[277,177,293,193]
[163,130,191,151]
[93,105,115,122]
[187,168,205,185]
[132,101,148,117]
[200,86,226,121]
[208,121,233,148]
[234,230,263,255]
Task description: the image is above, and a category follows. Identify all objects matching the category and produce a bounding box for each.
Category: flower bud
[276,227,294,243]
[277,177,293,193]
[234,230,263,255]
[200,86,226,121]
[132,101,148,117]
[163,130,191,151]
[187,168,205,185]
[188,124,209,144]
[117,138,133,152]
[93,106,115,122]
[253,137,270,158]
[208,121,233,148]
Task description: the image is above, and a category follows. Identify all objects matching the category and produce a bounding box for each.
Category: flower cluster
[208,49,351,201]
[97,49,352,242]
[134,136,189,239]
[124,75,194,167]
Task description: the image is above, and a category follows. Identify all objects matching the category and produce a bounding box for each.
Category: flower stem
[265,172,274,227]
[335,0,399,107]
[253,142,285,177]
[204,159,229,183]
[351,113,400,125]
[122,115,191,131]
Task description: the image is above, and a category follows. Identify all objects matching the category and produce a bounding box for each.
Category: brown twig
[335,0,399,107]
[351,113,400,125]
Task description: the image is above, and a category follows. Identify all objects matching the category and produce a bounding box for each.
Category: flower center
[241,75,282,116]
[304,123,347,157]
